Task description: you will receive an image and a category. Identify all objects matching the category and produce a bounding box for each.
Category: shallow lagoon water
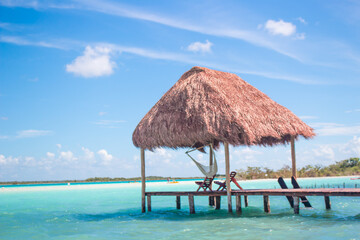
[1,177,359,240]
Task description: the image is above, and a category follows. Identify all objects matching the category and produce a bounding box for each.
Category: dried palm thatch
[133,66,315,150]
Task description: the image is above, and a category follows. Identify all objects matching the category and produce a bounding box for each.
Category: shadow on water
[73,206,360,222]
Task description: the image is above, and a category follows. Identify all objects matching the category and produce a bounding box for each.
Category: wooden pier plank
[145,188,360,197]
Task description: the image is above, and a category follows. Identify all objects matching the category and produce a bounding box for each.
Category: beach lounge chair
[195,176,215,191]
[214,171,243,191]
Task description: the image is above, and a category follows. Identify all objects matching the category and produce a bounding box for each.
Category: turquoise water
[1,177,359,240]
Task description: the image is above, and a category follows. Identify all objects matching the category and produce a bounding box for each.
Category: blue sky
[0,0,360,181]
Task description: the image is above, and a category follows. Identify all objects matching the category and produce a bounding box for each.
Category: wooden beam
[291,136,297,178]
[294,196,300,214]
[141,148,146,213]
[215,196,221,209]
[324,196,331,209]
[263,195,270,213]
[224,142,232,213]
[188,195,195,214]
[209,145,214,206]
[176,196,181,209]
[236,195,242,214]
[244,195,249,207]
[147,195,151,212]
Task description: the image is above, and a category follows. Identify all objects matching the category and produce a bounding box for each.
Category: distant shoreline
[1,175,359,186]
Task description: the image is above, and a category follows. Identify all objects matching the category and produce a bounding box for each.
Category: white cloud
[98,112,107,116]
[341,136,360,156]
[82,147,95,160]
[60,151,77,162]
[265,19,296,36]
[56,144,62,149]
[296,33,306,40]
[16,129,52,138]
[1,117,8,120]
[46,152,55,158]
[313,145,335,160]
[299,115,318,120]
[66,46,116,78]
[97,149,113,164]
[345,109,360,113]
[187,40,213,53]
[0,35,65,49]
[313,123,360,136]
[0,154,19,165]
[297,17,307,24]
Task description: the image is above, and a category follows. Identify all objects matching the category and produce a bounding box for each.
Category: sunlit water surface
[1,177,359,240]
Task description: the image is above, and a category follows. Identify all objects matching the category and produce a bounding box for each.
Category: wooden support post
[244,195,248,207]
[215,196,221,210]
[236,195,242,214]
[188,195,195,214]
[141,148,146,213]
[209,146,214,206]
[263,195,270,213]
[147,195,151,212]
[294,196,300,214]
[324,196,331,210]
[291,136,297,178]
[224,142,232,213]
[176,196,181,209]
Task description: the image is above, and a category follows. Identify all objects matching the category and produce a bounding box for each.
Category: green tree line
[236,157,360,180]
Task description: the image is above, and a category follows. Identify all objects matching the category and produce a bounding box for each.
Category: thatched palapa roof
[133,66,315,150]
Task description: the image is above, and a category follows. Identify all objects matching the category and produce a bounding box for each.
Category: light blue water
[1,177,359,240]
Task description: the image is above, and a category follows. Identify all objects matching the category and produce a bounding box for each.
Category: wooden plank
[236,195,242,213]
[294,196,300,214]
[176,196,181,209]
[277,177,294,208]
[141,148,146,213]
[244,195,248,207]
[147,195,151,212]
[224,142,232,213]
[324,196,331,210]
[145,188,360,197]
[215,196,221,210]
[291,177,312,208]
[188,195,195,214]
[291,136,297,178]
[263,195,270,213]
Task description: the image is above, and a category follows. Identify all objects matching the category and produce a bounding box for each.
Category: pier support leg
[176,196,181,209]
[147,195,151,212]
[224,142,232,213]
[244,195,248,207]
[294,196,300,214]
[324,196,331,210]
[263,195,270,213]
[236,195,242,214]
[188,195,195,214]
[215,196,221,210]
[209,196,215,206]
[141,148,146,213]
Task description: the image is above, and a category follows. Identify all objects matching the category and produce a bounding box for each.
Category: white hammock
[185,144,218,178]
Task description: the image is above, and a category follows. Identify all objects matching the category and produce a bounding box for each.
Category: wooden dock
[145,188,360,214]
